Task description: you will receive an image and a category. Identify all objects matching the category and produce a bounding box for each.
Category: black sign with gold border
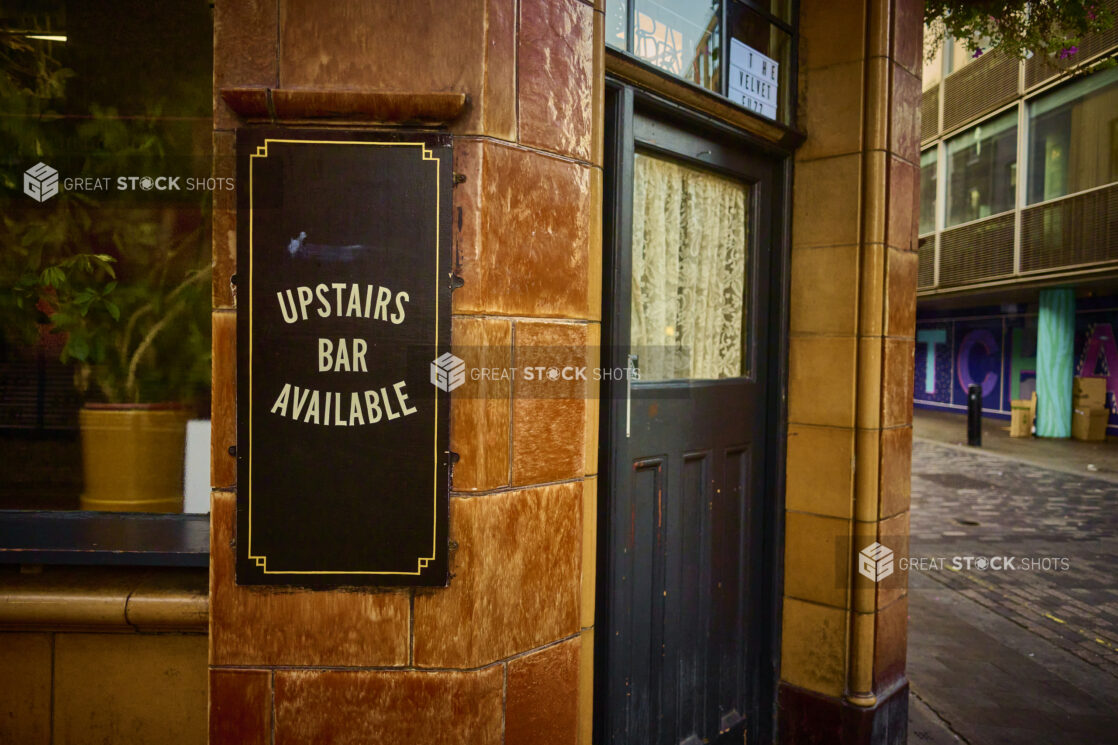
[235,129,451,587]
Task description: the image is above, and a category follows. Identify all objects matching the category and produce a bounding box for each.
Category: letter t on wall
[916,328,947,394]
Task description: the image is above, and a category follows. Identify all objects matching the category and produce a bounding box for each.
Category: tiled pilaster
[781,0,920,740]
[209,1,604,743]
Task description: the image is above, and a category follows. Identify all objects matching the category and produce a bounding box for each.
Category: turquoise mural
[1036,289,1074,438]
[914,297,1118,434]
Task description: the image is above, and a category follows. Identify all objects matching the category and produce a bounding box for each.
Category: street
[906,434,1118,744]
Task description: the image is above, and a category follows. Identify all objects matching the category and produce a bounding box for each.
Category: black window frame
[606,0,800,132]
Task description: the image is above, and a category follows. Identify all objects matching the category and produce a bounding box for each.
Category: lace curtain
[631,153,749,380]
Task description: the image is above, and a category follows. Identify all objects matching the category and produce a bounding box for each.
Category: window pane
[633,0,722,93]
[607,0,627,50]
[1027,65,1118,204]
[0,0,213,513]
[920,148,937,235]
[945,111,1017,226]
[727,2,791,123]
[631,153,750,381]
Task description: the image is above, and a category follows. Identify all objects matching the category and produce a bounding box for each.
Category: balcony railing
[917,184,1118,294]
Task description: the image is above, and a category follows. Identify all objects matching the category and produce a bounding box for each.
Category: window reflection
[945,111,1017,226]
[632,0,721,92]
[920,148,938,235]
[1027,65,1118,204]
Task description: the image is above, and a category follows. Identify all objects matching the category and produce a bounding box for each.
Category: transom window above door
[606,0,795,124]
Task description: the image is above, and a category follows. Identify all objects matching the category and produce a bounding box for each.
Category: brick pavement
[907,438,1118,744]
[911,439,1118,677]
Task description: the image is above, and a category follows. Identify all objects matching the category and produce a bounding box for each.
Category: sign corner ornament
[235,128,452,587]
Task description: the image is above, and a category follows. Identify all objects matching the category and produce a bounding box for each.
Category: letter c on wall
[957,329,999,398]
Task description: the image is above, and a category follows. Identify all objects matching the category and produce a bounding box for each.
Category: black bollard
[967,383,982,446]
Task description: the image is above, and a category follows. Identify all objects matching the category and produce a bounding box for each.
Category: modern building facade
[1,2,921,744]
[914,9,1118,435]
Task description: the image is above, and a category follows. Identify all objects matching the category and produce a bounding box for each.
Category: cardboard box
[1072,407,1108,441]
[1010,400,1031,437]
[1073,376,1107,409]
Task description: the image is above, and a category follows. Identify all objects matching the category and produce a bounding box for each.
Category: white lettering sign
[728,38,779,120]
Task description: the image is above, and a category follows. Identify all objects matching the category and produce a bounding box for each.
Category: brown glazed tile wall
[209,492,410,667]
[210,669,271,745]
[274,666,503,745]
[211,311,237,489]
[414,483,582,668]
[518,0,594,161]
[212,130,236,308]
[451,316,513,491]
[453,140,594,319]
[211,0,597,741]
[278,0,516,139]
[511,321,589,485]
[505,638,581,745]
[213,0,277,130]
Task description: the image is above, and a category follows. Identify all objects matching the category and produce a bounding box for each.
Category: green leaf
[65,335,90,362]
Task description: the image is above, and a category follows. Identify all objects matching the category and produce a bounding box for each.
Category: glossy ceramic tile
[786,425,855,519]
[453,141,594,319]
[518,0,594,161]
[214,0,278,129]
[209,492,410,667]
[450,316,512,492]
[511,321,588,485]
[789,244,859,335]
[413,483,581,668]
[274,666,502,745]
[505,638,580,745]
[780,597,848,698]
[211,311,237,490]
[210,669,271,745]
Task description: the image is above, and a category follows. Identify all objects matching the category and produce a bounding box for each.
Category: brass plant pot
[79,404,191,513]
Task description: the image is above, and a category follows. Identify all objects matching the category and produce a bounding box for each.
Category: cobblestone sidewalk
[911,439,1118,678]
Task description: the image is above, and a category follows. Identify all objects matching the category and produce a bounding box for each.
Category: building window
[945,110,1017,227]
[606,0,795,124]
[920,147,938,235]
[923,37,943,92]
[1027,65,1118,205]
[0,0,213,516]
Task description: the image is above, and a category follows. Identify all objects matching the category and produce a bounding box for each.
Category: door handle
[626,353,638,438]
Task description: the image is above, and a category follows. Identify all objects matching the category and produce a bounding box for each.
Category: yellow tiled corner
[788,336,857,427]
[856,337,884,430]
[791,154,862,249]
[784,511,852,609]
[581,476,598,629]
[854,428,882,523]
[798,60,865,161]
[578,627,595,745]
[780,598,848,698]
[786,425,855,518]
[790,244,859,336]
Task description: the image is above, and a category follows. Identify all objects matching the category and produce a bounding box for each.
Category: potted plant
[1,28,212,512]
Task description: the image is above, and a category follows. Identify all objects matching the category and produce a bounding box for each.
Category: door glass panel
[631,152,750,381]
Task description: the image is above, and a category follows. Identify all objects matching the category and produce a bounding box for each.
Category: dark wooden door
[599,86,783,745]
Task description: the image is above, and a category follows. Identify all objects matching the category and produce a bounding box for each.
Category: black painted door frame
[595,79,793,745]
